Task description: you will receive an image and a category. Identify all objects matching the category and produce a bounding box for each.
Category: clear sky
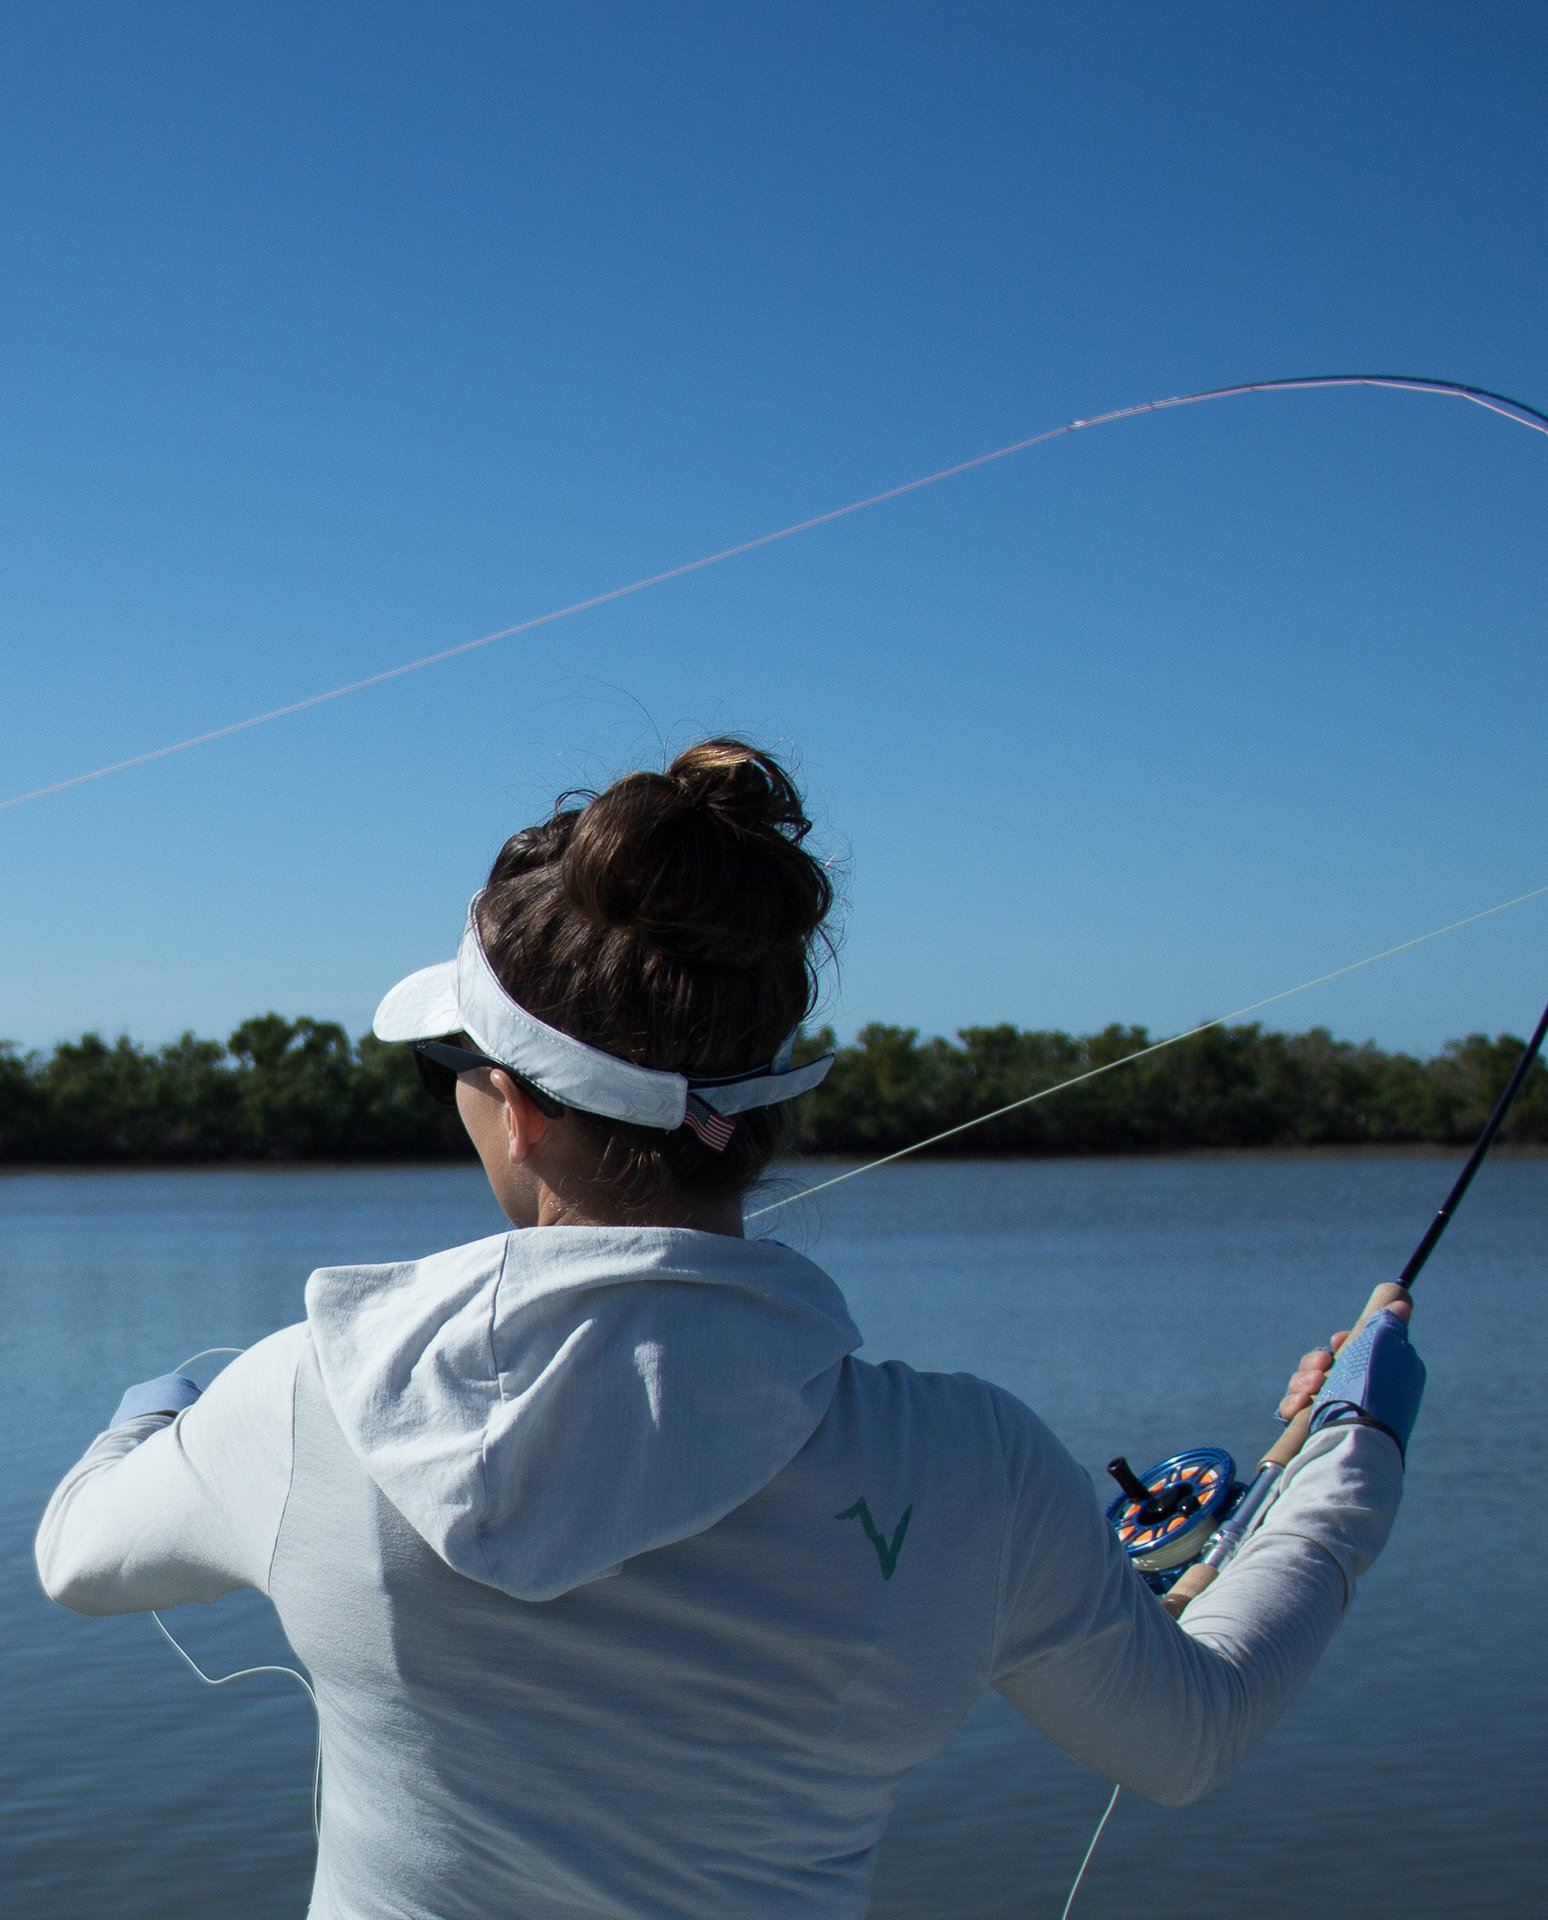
[3,3,1545,1060]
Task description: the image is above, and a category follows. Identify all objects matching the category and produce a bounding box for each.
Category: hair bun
[559,738,831,967]
[664,739,811,834]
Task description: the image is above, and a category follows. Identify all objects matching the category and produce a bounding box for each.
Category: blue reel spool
[1106,1446,1241,1593]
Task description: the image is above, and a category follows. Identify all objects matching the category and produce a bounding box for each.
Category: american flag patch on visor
[684,1095,738,1151]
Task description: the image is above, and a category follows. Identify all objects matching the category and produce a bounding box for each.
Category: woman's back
[264,1229,1015,1918]
[37,1222,1404,1918]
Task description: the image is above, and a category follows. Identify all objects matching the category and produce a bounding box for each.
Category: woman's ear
[490,1069,549,1166]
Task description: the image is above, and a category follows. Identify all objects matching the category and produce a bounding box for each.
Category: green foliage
[228,1015,355,1158]
[0,1016,1542,1165]
[0,1019,464,1164]
[0,1041,46,1158]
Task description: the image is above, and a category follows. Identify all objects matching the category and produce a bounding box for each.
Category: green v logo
[835,1496,913,1580]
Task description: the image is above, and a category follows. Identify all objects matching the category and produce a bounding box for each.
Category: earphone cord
[151,1347,323,1843]
[147,1607,322,1841]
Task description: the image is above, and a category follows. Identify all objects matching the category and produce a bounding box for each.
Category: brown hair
[476,738,834,1209]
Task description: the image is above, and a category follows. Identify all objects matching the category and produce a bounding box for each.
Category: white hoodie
[37,1227,1402,1919]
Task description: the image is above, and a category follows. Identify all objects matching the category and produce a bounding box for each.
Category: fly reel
[1105,1447,1243,1594]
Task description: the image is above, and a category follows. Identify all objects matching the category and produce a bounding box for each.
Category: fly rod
[1098,997,1548,1618]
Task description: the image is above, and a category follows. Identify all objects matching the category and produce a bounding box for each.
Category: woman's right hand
[1277,1284,1414,1423]
[1279,1336,1345,1424]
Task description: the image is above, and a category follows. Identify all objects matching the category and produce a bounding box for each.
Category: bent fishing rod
[1103,997,1548,1617]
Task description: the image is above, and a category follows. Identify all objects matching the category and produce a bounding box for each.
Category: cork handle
[1160,1557,1220,1615]
[1160,1281,1410,1620]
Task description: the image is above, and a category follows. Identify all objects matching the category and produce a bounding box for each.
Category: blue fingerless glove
[1308,1308,1425,1460]
[110,1373,203,1426]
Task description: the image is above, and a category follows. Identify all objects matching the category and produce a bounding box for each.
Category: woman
[37,738,1421,1919]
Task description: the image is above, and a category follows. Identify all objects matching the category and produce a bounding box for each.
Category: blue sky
[3,3,1545,1059]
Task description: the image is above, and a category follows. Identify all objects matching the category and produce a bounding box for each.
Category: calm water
[4,1155,1544,1917]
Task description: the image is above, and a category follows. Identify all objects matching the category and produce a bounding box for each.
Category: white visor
[373,899,833,1131]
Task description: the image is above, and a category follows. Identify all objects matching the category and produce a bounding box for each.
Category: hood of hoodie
[303,1226,862,1602]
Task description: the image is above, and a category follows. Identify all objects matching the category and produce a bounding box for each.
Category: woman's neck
[534,1186,747,1237]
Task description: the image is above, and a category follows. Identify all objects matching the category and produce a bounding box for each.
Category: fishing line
[749,877,1548,1219]
[87,372,1544,1881]
[146,1606,322,1841]
[144,1346,323,1841]
[1058,999,1547,1918]
[762,891,1548,1912]
[1059,1784,1121,1920]
[134,879,1547,1878]
[3,373,1544,814]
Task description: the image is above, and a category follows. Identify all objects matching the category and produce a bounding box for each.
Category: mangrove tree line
[1,1017,1543,1165]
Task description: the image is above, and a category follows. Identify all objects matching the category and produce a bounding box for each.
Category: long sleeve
[35,1323,308,1616]
[988,1392,1403,1807]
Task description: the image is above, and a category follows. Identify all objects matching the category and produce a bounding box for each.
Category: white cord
[147,1608,322,1840]
[1058,1784,1121,1920]
[155,1345,324,1843]
[174,1346,245,1371]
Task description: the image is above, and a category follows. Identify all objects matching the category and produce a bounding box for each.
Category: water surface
[4,1155,1543,1915]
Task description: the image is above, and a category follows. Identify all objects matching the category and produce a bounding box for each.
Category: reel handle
[1161,1281,1408,1619]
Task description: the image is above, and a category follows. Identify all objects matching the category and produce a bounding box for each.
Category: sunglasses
[412,1039,568,1119]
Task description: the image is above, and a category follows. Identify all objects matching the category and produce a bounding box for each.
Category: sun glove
[1308,1307,1425,1461]
[109,1373,203,1426]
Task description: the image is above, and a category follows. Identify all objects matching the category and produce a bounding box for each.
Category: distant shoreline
[6,1017,1542,1166]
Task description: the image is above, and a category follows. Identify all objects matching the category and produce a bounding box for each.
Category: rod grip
[1260,1402,1315,1470]
[1161,1281,1410,1621]
[1261,1278,1412,1473]
[1161,1560,1217,1616]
